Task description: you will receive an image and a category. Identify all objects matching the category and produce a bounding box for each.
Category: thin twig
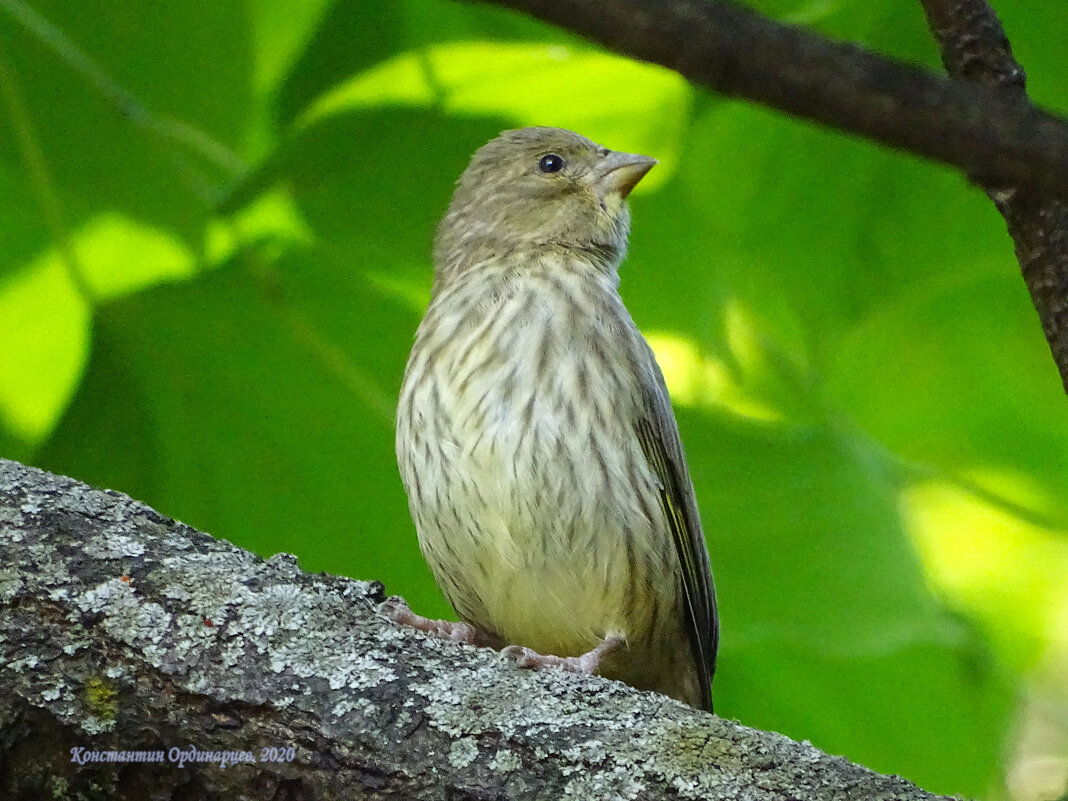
[0,52,94,305]
[0,0,247,179]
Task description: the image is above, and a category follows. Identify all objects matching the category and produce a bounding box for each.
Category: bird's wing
[635,358,719,712]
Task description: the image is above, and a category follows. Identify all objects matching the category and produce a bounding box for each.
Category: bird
[390,126,719,711]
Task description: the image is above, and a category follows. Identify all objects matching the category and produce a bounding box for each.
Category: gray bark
[1,458,956,800]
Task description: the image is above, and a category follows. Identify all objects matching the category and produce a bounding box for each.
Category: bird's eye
[538,154,565,173]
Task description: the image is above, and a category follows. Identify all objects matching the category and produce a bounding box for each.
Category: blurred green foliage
[2,0,1067,796]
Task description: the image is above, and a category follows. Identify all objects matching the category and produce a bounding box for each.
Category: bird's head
[434,126,657,281]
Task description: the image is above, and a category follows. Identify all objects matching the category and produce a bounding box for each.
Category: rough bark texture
[470,0,1068,204]
[0,458,955,800]
[918,0,1068,391]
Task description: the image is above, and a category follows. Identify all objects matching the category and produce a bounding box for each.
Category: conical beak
[596,151,657,199]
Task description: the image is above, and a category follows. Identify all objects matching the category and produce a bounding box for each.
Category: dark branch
[0,458,959,800]
[918,0,1068,391]
[469,0,1068,391]
[469,0,1068,202]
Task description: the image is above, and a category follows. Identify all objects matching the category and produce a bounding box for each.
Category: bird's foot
[378,597,494,646]
[501,635,625,675]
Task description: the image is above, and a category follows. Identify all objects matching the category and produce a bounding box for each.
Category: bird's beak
[596,151,658,199]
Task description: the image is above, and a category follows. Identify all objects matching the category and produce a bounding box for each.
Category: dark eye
[538,154,565,173]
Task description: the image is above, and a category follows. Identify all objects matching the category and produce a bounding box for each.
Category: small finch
[393,126,719,711]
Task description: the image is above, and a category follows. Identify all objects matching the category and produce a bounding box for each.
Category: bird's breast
[431,277,640,505]
[397,271,672,652]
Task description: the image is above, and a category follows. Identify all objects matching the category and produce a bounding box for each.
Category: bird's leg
[501,634,626,675]
[378,597,497,647]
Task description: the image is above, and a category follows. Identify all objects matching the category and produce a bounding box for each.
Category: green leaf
[274,0,571,126]
[0,0,252,238]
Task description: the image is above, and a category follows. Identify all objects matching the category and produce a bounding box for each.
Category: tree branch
[469,0,1068,202]
[0,458,956,800]
[471,0,1068,391]
[917,0,1068,390]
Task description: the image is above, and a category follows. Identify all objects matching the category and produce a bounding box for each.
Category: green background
[2,0,1067,797]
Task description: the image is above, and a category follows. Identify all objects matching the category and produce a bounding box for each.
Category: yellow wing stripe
[636,417,716,711]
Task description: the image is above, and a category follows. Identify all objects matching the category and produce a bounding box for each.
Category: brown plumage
[395,126,719,710]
